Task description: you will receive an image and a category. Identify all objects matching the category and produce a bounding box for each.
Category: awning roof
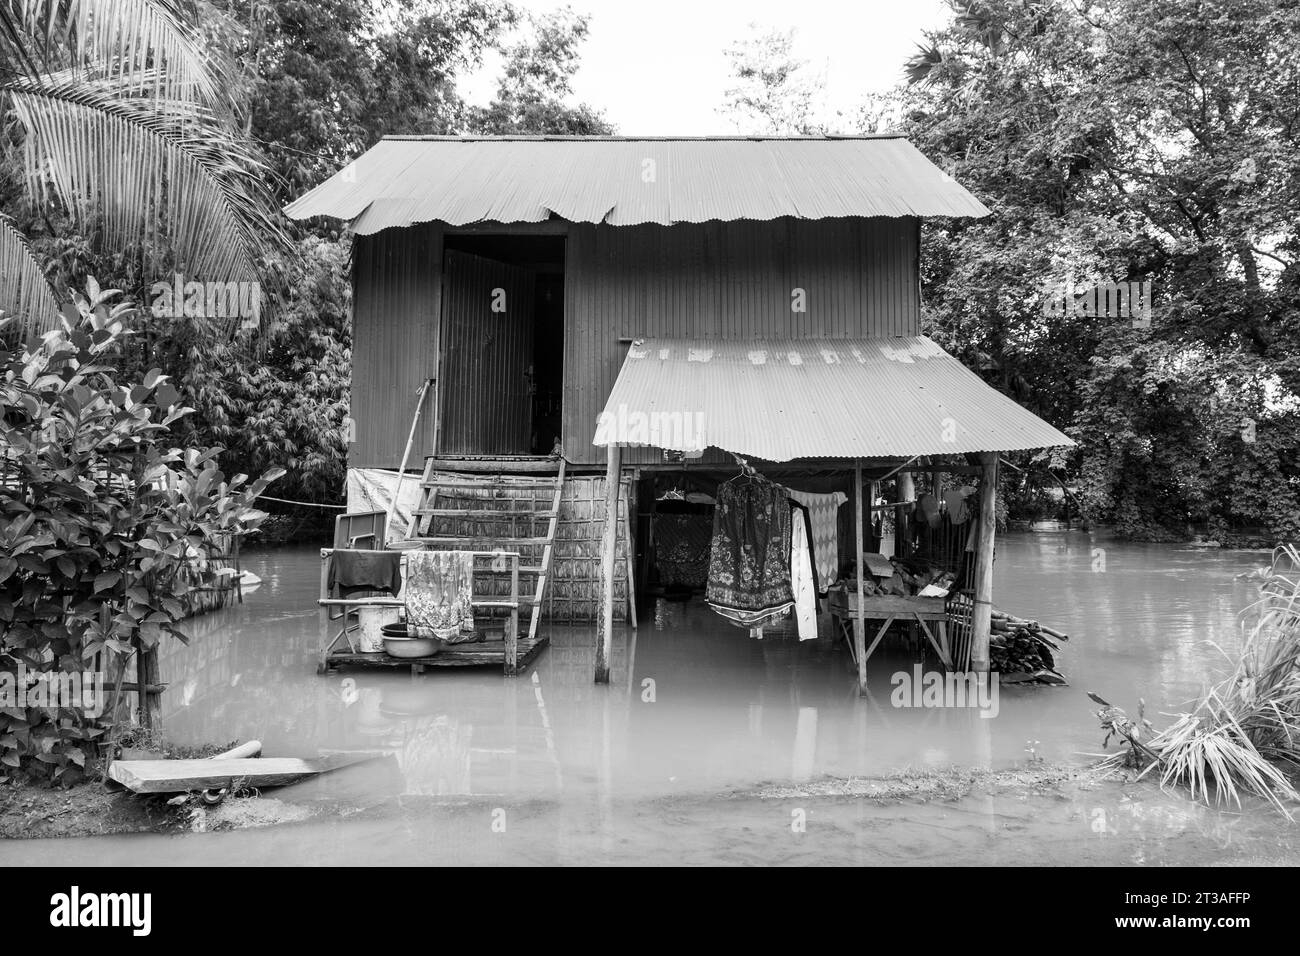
[593,337,1074,462]
[283,136,990,233]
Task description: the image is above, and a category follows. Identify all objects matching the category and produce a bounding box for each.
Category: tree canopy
[877,0,1300,540]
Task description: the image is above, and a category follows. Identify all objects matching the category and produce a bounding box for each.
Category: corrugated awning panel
[592,337,1074,462]
[284,136,991,232]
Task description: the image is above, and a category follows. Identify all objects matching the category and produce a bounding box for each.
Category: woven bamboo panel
[547,475,630,624]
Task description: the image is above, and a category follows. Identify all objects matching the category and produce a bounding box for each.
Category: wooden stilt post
[317,549,331,674]
[595,442,621,683]
[505,553,520,676]
[854,460,867,695]
[135,638,162,731]
[971,452,999,673]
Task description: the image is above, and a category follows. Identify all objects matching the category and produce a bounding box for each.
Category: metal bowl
[382,634,442,658]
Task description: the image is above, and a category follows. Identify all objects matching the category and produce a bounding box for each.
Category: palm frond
[0,2,43,80]
[12,0,218,104]
[9,79,289,302]
[0,215,64,334]
[905,43,944,86]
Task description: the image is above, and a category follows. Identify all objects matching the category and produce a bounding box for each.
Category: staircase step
[425,457,564,475]
[421,477,560,490]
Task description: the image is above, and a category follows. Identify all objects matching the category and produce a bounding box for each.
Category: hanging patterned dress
[404,550,476,642]
[706,478,794,627]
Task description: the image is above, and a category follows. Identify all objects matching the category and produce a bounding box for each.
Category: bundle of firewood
[989,610,1068,685]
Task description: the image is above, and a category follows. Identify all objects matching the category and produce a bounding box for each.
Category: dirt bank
[0,784,187,839]
[0,762,1107,841]
[750,764,1091,802]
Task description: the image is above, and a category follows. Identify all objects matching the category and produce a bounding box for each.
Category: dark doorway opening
[439,234,565,456]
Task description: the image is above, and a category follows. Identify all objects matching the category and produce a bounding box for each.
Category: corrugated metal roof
[592,337,1073,461]
[284,136,990,232]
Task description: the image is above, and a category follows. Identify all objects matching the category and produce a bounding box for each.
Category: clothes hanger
[723,454,764,487]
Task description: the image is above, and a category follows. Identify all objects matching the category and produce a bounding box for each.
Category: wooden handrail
[318,597,521,608]
[320,547,521,559]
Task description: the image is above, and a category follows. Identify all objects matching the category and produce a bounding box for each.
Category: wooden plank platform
[108,754,372,794]
[325,634,549,673]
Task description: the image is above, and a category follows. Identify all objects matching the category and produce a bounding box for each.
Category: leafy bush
[0,283,282,782]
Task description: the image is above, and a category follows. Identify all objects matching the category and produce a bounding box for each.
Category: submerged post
[854,460,867,694]
[317,549,331,674]
[505,553,520,676]
[595,442,622,683]
[135,639,162,731]
[971,452,999,673]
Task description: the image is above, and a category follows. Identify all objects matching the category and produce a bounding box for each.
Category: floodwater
[6,528,1300,865]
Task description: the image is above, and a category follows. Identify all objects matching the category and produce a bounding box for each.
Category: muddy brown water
[4,528,1298,865]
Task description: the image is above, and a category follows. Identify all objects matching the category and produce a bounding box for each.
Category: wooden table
[827,589,952,668]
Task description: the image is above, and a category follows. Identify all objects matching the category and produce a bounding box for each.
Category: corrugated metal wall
[561,217,920,465]
[350,216,920,468]
[349,223,442,468]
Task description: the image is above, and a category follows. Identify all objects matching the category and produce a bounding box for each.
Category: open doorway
[438,234,565,456]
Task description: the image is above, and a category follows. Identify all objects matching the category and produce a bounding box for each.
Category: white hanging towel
[790,507,818,642]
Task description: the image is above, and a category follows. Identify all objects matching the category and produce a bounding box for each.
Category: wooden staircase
[405,458,567,647]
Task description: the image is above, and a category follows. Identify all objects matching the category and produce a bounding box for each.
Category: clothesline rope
[256,495,348,509]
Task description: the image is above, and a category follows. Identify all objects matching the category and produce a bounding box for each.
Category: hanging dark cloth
[329,549,402,597]
[706,477,794,627]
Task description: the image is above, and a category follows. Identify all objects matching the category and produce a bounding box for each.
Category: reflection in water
[156,531,1269,802]
[16,529,1279,865]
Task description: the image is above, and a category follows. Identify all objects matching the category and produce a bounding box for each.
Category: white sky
[460,0,952,135]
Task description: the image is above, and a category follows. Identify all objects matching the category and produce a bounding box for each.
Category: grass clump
[1093,544,1300,817]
